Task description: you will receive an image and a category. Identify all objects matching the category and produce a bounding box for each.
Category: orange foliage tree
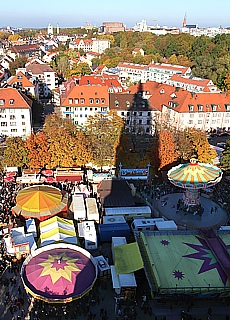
[158,130,179,170]
[25,131,51,169]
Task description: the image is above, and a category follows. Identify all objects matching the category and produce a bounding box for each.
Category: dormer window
[115,100,119,107]
[160,89,165,94]
[188,104,194,112]
[10,99,14,105]
[68,98,73,104]
[198,104,203,112]
[17,75,22,80]
[126,101,130,107]
[225,104,230,111]
[212,104,217,112]
[0,100,4,106]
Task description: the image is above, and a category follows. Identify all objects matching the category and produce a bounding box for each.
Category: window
[189,120,193,124]
[9,99,14,105]
[126,120,130,124]
[90,99,93,104]
[147,120,151,125]
[190,114,194,118]
[133,112,137,116]
[198,120,202,124]
[10,122,17,126]
[68,98,73,104]
[139,120,142,124]
[115,100,119,107]
[80,114,83,118]
[101,99,105,104]
[1,122,7,126]
[212,113,217,117]
[11,129,17,132]
[10,115,16,120]
[139,112,142,116]
[85,114,87,117]
[198,105,203,112]
[17,75,22,80]
[0,100,4,106]
[212,105,217,111]
[126,101,130,107]
[95,99,99,104]
[199,114,203,118]
[148,112,151,116]
[80,98,85,104]
[21,115,25,119]
[85,107,88,111]
[127,112,130,117]
[22,122,25,125]
[90,108,93,111]
[189,105,194,112]
[75,98,79,104]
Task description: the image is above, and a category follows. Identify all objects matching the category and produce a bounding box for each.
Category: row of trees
[2,113,218,173]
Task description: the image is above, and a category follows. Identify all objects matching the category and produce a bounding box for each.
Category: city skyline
[0,0,229,29]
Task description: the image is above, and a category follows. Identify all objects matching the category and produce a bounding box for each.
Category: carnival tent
[21,243,98,303]
[39,216,77,247]
[12,185,67,221]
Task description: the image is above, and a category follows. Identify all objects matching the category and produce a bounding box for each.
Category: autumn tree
[85,111,124,168]
[9,56,27,76]
[3,137,28,168]
[70,62,91,76]
[157,130,179,170]
[185,128,217,163]
[221,139,230,170]
[73,130,92,166]
[25,131,51,169]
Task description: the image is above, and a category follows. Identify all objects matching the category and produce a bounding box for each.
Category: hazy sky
[1,0,229,29]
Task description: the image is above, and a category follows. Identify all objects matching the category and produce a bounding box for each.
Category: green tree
[3,137,28,167]
[9,56,27,75]
[85,111,124,168]
[70,62,91,76]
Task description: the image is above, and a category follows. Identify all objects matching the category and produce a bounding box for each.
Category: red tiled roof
[11,44,39,54]
[61,85,109,106]
[8,72,35,88]
[0,88,32,109]
[26,63,55,74]
[117,62,148,70]
[148,62,190,74]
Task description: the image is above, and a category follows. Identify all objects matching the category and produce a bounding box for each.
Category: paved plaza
[146,192,229,230]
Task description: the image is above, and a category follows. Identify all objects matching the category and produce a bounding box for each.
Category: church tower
[182,13,187,27]
[47,23,53,35]
[56,23,60,35]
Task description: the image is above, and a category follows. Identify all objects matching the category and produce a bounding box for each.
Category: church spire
[183,13,187,27]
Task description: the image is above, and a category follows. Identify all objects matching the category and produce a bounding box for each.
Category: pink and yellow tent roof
[167,159,222,189]
[21,243,98,303]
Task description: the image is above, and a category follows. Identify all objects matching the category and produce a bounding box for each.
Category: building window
[199,114,203,118]
[21,115,25,119]
[115,100,119,107]
[75,98,79,104]
[212,113,217,117]
[190,114,194,118]
[9,99,14,105]
[90,108,93,111]
[80,99,85,104]
[189,120,193,124]
[139,119,142,124]
[17,75,22,80]
[10,115,16,120]
[139,112,142,116]
[198,105,203,112]
[68,98,73,104]
[11,129,17,132]
[96,99,99,104]
[0,100,4,106]
[10,122,17,126]
[198,120,202,124]
[147,120,151,125]
[90,99,93,104]
[148,112,151,116]
[127,112,130,117]
[1,122,7,126]
[121,112,124,116]
[22,122,26,125]
[101,99,105,104]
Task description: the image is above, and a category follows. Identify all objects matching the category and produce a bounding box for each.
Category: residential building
[116,61,192,85]
[132,48,144,56]
[55,83,109,127]
[25,61,58,91]
[0,87,32,137]
[69,38,110,54]
[165,74,220,93]
[109,90,160,135]
[7,70,35,96]
[7,44,40,60]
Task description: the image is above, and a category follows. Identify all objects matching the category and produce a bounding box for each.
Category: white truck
[85,197,100,223]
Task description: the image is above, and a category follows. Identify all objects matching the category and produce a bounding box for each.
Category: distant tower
[56,23,60,35]
[47,23,53,35]
[182,13,187,27]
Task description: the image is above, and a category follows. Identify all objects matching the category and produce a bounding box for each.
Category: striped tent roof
[167,159,222,189]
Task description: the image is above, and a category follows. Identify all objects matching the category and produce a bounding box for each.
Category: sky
[0,0,229,29]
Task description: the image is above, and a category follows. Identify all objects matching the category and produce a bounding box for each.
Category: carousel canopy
[167,159,222,189]
[12,185,67,220]
[21,243,97,303]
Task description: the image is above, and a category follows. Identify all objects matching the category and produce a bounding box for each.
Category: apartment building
[7,70,35,96]
[0,88,32,137]
[69,38,110,54]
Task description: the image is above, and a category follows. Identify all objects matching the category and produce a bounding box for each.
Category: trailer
[85,197,100,223]
[104,206,151,220]
[103,216,126,224]
[72,194,86,221]
[155,220,178,231]
[77,220,98,250]
[111,237,137,301]
[131,217,165,232]
[98,223,131,242]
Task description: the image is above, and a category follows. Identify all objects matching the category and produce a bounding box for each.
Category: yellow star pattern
[39,253,80,284]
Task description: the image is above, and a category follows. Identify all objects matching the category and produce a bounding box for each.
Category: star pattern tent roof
[167,160,222,189]
[12,185,67,220]
[21,243,97,303]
